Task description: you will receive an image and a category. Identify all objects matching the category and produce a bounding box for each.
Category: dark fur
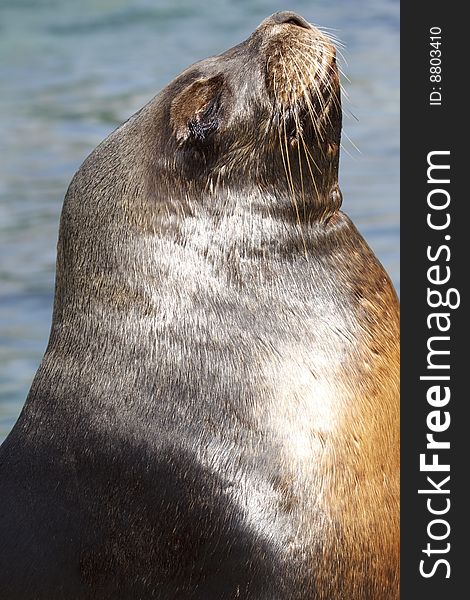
[0,12,399,599]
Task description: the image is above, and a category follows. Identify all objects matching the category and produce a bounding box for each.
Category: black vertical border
[401,3,465,598]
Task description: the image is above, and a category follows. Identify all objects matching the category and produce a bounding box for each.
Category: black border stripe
[401,3,465,597]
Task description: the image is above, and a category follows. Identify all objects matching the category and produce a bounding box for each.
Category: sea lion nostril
[284,17,309,28]
[273,12,311,29]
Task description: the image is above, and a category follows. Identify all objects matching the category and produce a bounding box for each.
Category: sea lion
[0,10,399,600]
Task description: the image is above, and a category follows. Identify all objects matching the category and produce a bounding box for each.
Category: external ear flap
[171,74,225,145]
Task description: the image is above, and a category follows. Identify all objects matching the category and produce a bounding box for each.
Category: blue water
[0,0,399,441]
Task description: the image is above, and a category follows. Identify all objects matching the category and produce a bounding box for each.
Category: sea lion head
[56,11,344,307]
[152,11,342,220]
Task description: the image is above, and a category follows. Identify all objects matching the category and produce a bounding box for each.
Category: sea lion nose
[269,11,312,29]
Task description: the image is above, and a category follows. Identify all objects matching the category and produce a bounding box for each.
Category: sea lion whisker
[312,61,340,125]
[291,49,334,119]
[279,106,299,204]
[342,129,361,154]
[289,56,326,142]
[295,40,338,62]
[293,110,307,218]
[280,116,308,256]
[276,107,296,199]
[281,52,327,152]
[272,65,293,155]
[274,56,308,252]
[286,53,325,140]
[336,64,350,83]
[314,26,347,49]
[299,134,322,200]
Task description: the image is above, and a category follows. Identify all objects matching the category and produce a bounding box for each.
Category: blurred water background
[0,0,399,441]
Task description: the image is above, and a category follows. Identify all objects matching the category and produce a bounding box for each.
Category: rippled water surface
[0,0,399,440]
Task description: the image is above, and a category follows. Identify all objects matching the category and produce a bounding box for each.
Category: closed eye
[188,96,221,144]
